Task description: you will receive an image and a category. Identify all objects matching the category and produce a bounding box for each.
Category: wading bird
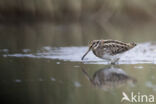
[81,39,136,64]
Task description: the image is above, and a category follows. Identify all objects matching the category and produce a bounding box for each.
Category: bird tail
[129,42,137,48]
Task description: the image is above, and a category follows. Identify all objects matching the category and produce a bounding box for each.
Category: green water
[0,22,156,104]
[0,56,156,104]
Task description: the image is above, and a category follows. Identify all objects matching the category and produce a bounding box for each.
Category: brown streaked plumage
[81,39,137,64]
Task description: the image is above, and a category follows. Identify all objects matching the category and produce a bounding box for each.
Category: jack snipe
[81,39,137,64]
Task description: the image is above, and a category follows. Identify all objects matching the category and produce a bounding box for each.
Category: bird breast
[92,46,105,58]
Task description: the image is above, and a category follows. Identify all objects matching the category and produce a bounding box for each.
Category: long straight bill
[81,46,92,60]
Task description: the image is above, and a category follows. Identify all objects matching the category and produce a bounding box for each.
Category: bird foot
[110,58,120,65]
[111,62,116,65]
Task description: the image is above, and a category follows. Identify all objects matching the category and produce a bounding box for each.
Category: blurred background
[0,1,156,104]
[0,0,156,50]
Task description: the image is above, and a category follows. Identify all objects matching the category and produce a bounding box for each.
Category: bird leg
[111,58,120,64]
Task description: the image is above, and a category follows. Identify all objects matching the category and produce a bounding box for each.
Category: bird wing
[104,43,130,55]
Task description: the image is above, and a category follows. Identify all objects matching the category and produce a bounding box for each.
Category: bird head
[81,40,100,60]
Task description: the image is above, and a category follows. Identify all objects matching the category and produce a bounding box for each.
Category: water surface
[3,42,156,64]
[0,42,156,104]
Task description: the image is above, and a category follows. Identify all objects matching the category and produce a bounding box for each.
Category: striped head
[81,40,100,60]
[89,40,100,49]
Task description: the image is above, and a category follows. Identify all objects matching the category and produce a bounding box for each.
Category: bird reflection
[81,65,136,90]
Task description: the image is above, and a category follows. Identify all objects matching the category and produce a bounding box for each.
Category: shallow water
[0,58,156,104]
[1,20,156,104]
[3,42,156,64]
[1,41,156,104]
